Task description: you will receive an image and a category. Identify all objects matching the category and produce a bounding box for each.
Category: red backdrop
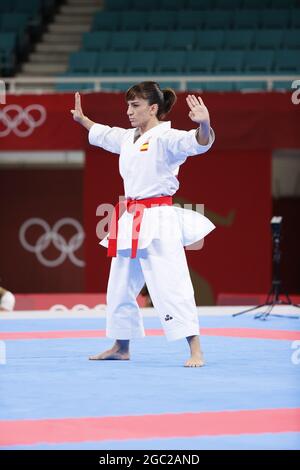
[1,91,299,303]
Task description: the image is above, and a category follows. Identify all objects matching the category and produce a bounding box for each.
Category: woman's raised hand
[70,92,85,124]
[186,95,210,126]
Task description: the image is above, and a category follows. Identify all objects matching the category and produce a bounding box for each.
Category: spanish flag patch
[140,141,149,152]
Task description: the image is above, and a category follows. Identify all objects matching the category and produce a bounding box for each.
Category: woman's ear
[150,103,159,116]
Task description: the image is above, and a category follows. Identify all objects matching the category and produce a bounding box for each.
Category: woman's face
[126,96,158,128]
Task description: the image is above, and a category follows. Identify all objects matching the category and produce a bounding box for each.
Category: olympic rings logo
[19,218,85,268]
[0,104,46,137]
[49,304,106,313]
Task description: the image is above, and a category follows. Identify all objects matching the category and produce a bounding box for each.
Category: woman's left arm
[186,94,210,146]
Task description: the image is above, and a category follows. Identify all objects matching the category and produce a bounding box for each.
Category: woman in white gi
[71,82,215,367]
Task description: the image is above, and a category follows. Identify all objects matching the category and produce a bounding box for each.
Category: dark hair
[126,81,177,119]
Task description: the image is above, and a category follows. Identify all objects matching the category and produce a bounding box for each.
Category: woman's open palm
[186,95,210,125]
[71,92,85,123]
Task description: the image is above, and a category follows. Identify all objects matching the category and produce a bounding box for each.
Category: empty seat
[105,0,132,10]
[97,51,128,74]
[236,81,267,92]
[186,50,215,73]
[69,52,98,74]
[120,11,147,30]
[101,81,136,91]
[195,30,225,50]
[147,10,177,30]
[290,9,300,28]
[139,31,167,50]
[283,29,300,49]
[160,0,186,9]
[245,50,275,72]
[155,50,186,74]
[270,0,296,8]
[275,50,300,72]
[224,30,253,49]
[233,10,260,28]
[215,50,244,72]
[215,0,242,9]
[131,0,160,9]
[242,0,268,7]
[110,31,139,51]
[260,9,290,28]
[205,81,235,91]
[176,11,203,29]
[92,11,120,31]
[82,32,111,51]
[202,10,232,29]
[187,81,206,91]
[126,51,156,74]
[186,0,216,9]
[272,80,294,90]
[254,30,283,49]
[166,30,195,50]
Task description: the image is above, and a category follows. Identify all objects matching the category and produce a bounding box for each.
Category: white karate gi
[89,121,215,341]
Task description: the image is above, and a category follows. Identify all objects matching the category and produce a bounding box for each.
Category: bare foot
[184,354,205,368]
[185,335,205,367]
[89,340,130,361]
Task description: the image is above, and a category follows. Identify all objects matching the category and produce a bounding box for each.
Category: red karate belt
[107,195,173,258]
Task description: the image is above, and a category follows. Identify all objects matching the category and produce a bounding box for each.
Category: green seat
[260,9,290,28]
[215,0,242,9]
[0,32,17,51]
[55,74,93,92]
[147,10,176,30]
[92,11,120,31]
[254,30,283,49]
[215,50,244,72]
[245,50,275,72]
[110,31,139,51]
[202,10,232,29]
[204,81,235,92]
[155,51,186,74]
[186,81,206,92]
[176,10,203,29]
[126,51,156,74]
[272,80,294,90]
[233,10,260,29]
[290,8,300,28]
[270,0,295,8]
[139,31,167,50]
[186,50,215,74]
[120,11,147,30]
[243,0,267,7]
[97,51,128,74]
[82,32,111,51]
[0,13,27,34]
[236,81,267,92]
[224,30,253,50]
[159,81,181,90]
[161,0,186,8]
[101,81,136,91]
[105,0,132,10]
[69,52,98,74]
[186,0,216,9]
[275,50,300,72]
[131,0,160,9]
[195,30,225,50]
[166,30,195,51]
[283,29,300,49]
[0,0,13,13]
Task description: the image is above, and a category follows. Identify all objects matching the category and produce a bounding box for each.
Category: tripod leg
[255,303,274,320]
[232,303,269,317]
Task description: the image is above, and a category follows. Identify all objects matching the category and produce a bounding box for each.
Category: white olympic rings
[19,217,85,268]
[0,104,46,137]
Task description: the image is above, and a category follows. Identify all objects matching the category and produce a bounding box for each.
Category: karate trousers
[106,236,200,341]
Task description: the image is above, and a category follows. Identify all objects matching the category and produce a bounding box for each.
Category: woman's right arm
[70,92,95,130]
[71,92,127,154]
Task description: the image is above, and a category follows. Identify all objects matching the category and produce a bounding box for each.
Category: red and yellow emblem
[140,141,149,152]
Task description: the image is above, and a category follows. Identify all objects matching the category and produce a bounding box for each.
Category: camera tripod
[233,222,300,321]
